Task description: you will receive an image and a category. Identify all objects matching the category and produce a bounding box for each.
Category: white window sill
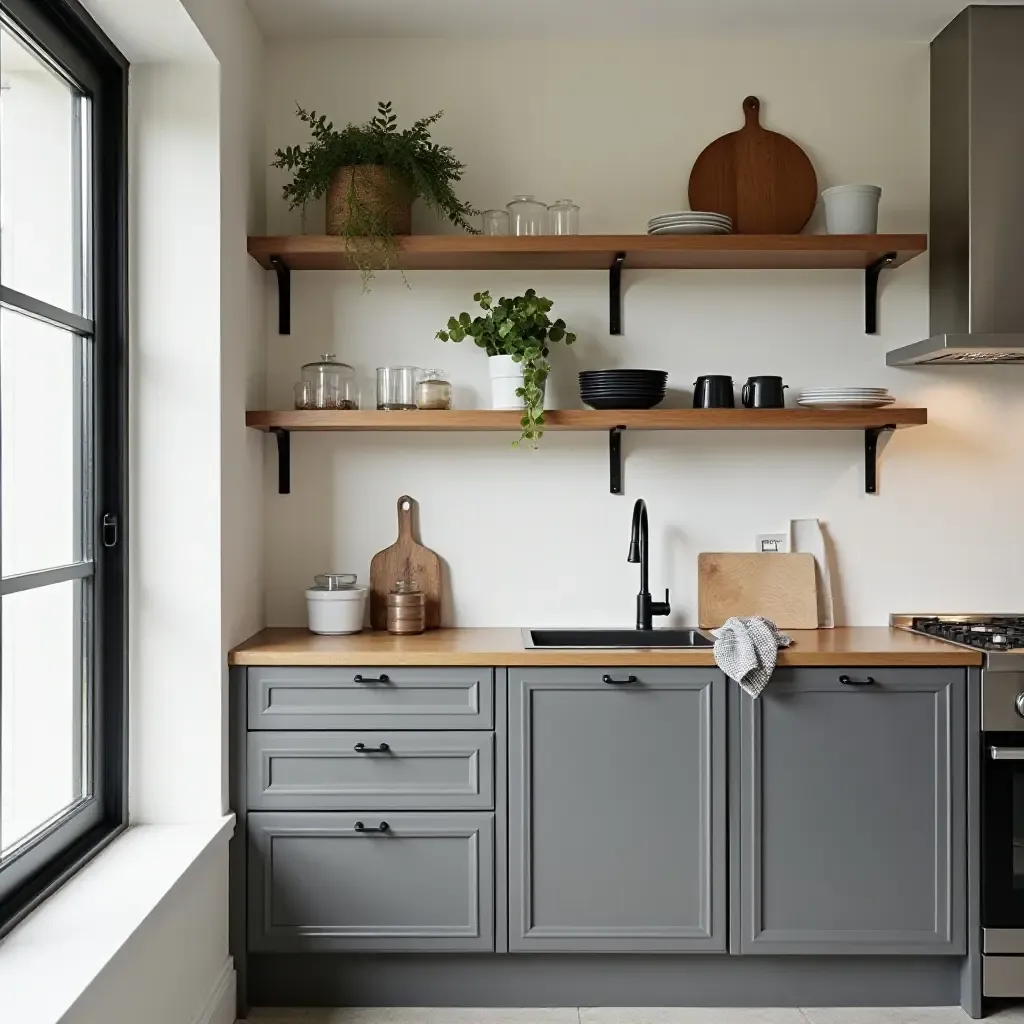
[0,814,234,1024]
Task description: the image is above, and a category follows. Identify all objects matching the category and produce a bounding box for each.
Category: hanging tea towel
[712,616,792,698]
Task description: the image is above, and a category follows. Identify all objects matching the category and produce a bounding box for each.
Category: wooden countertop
[229,627,981,668]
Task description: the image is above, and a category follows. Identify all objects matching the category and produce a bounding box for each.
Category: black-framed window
[0,0,126,936]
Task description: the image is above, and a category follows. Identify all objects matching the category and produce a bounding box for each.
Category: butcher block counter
[229,626,980,667]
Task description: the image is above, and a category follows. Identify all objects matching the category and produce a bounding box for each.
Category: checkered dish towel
[712,616,792,698]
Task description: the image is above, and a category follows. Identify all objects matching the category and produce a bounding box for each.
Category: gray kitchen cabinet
[248,810,494,952]
[736,667,966,955]
[248,666,493,730]
[508,667,726,952]
[246,730,494,810]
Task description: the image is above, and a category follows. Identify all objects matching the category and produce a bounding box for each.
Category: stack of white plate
[798,387,894,409]
[647,211,733,235]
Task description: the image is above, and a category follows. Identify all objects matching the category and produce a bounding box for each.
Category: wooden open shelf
[248,407,927,497]
[246,408,927,432]
[247,233,926,272]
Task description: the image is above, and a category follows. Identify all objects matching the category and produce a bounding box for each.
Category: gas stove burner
[911,616,1024,651]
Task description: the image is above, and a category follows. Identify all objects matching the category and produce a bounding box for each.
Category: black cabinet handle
[354,821,390,833]
[602,674,638,685]
[353,674,390,684]
[839,675,876,686]
[354,742,390,753]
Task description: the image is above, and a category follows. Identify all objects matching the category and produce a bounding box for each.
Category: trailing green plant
[437,290,577,447]
[272,101,479,287]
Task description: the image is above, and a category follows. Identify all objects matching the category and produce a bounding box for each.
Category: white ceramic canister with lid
[306,574,368,634]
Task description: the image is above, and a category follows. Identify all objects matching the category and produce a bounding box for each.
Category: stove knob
[1015,693,1024,719]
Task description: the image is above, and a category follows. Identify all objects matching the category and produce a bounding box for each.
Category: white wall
[262,37,1024,627]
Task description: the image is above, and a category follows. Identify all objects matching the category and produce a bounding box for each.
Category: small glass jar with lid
[415,369,452,410]
[548,199,580,235]
[301,353,358,410]
[506,195,547,236]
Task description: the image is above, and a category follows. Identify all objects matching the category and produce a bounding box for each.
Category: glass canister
[548,199,580,235]
[387,579,426,634]
[506,195,547,236]
[376,366,418,410]
[482,209,510,235]
[301,354,358,409]
[415,369,452,410]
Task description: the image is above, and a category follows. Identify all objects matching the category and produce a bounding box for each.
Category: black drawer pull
[354,742,390,753]
[839,675,877,686]
[353,674,390,684]
[602,674,638,685]
[354,820,390,834]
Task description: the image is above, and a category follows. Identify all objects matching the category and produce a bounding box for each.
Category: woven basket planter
[326,165,414,236]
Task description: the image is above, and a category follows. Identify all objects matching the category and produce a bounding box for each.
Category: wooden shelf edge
[246,408,928,432]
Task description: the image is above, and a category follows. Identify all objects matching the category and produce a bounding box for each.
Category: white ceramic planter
[822,185,882,234]
[488,354,526,409]
[306,586,368,635]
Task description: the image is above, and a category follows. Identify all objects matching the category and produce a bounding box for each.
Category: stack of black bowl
[579,369,668,410]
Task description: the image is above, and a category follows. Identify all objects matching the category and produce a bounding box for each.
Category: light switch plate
[756,532,789,553]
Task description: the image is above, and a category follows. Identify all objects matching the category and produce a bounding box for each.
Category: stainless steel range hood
[887,6,1024,366]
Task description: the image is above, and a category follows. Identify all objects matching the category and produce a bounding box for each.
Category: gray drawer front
[248,667,494,730]
[248,811,494,952]
[247,731,495,810]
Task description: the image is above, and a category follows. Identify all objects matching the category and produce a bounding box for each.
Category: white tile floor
[243,1007,1024,1024]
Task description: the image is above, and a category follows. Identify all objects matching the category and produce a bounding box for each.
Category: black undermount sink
[524,628,713,649]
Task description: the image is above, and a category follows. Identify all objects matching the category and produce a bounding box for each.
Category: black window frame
[0,0,127,937]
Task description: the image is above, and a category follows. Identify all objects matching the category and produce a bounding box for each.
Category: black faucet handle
[651,589,671,618]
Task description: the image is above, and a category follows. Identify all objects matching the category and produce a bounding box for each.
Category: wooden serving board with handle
[688,96,818,235]
[697,552,818,629]
[369,495,442,630]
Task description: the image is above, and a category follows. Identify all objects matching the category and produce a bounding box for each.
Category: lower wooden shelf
[246,407,927,497]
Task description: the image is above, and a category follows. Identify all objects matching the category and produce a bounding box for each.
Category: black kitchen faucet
[627,498,671,630]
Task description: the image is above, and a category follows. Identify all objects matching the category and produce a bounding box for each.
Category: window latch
[102,513,118,548]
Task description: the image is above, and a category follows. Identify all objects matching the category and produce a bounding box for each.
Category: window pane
[1,308,83,576]
[0,24,88,315]
[1,579,86,856]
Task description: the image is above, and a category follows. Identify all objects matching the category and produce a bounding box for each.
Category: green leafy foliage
[437,290,577,447]
[272,101,479,287]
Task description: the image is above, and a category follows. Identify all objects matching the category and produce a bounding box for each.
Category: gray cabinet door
[248,811,494,952]
[248,667,494,730]
[738,667,966,955]
[508,667,726,952]
[246,731,494,811]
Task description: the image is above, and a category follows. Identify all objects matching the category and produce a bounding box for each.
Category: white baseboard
[189,957,235,1024]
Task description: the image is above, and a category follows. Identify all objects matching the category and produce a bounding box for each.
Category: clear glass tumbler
[482,209,510,235]
[506,195,547,236]
[376,366,419,410]
[548,199,580,235]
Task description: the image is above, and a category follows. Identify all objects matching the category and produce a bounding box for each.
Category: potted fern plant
[272,101,479,286]
[437,290,577,447]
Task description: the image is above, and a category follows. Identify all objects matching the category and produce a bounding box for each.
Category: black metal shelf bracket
[609,252,626,335]
[864,425,895,495]
[270,254,291,335]
[609,426,625,494]
[271,427,291,494]
[864,252,896,335]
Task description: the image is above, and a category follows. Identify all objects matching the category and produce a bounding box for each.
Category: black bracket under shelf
[864,426,895,495]
[609,426,625,494]
[864,252,896,335]
[270,255,291,335]
[609,252,626,335]
[271,427,291,494]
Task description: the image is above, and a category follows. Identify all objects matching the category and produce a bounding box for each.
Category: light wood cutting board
[369,495,442,630]
[697,552,818,629]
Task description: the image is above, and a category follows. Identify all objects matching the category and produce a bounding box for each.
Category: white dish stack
[647,211,733,236]
[797,387,894,409]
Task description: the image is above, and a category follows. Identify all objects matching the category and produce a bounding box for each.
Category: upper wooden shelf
[247,233,927,272]
[247,408,927,432]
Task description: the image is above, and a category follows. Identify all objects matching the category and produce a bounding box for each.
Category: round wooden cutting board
[688,96,817,234]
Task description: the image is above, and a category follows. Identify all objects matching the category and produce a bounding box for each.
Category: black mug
[742,375,788,409]
[693,375,735,408]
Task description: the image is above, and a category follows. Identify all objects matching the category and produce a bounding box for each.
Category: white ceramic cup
[822,185,882,234]
[306,586,367,635]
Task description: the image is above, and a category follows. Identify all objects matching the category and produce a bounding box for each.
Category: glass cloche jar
[300,353,358,410]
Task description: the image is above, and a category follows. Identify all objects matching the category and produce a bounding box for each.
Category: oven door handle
[989,746,1024,760]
